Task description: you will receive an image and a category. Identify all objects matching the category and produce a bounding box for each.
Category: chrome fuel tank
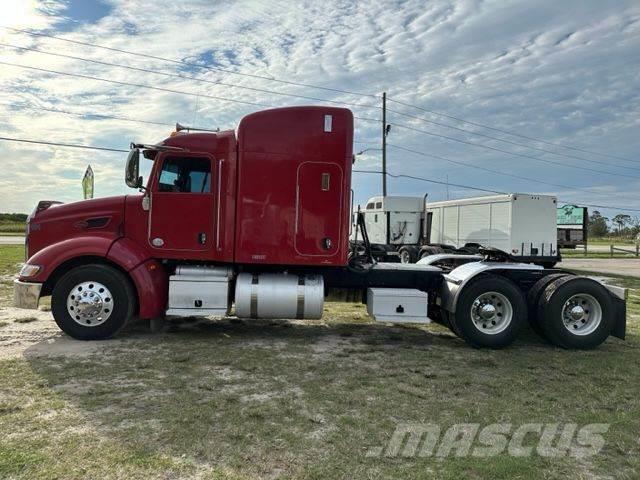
[235,273,324,319]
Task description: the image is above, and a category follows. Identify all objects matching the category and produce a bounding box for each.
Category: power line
[4,26,631,170]
[0,101,378,146]
[0,42,380,111]
[0,61,382,126]
[4,101,171,127]
[2,25,376,99]
[353,169,505,194]
[382,118,640,179]
[353,169,640,212]
[386,96,638,164]
[0,136,128,152]
[355,116,381,123]
[387,143,606,196]
[9,40,626,176]
[386,112,640,172]
[0,60,273,108]
[0,134,637,212]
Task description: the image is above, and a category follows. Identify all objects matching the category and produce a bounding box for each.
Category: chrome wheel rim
[66,281,113,327]
[400,250,410,264]
[470,291,513,334]
[562,293,601,336]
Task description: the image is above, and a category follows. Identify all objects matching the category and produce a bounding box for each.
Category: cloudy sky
[0,0,639,218]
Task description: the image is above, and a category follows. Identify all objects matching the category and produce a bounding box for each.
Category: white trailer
[427,194,558,262]
[351,193,560,267]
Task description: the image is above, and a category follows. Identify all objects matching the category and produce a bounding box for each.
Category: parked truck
[14,106,626,349]
[557,205,588,249]
[352,194,560,267]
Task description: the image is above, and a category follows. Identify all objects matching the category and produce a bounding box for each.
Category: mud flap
[611,296,627,340]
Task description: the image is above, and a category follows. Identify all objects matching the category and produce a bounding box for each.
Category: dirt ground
[0,307,132,361]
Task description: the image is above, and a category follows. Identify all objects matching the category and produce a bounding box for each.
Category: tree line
[588,211,640,239]
[0,213,28,223]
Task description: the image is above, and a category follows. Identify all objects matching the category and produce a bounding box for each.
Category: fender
[417,253,483,265]
[24,236,166,319]
[107,237,166,318]
[23,233,119,283]
[106,237,152,272]
[440,261,544,313]
[129,259,168,319]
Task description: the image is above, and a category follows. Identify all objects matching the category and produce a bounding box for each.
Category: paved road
[558,258,640,278]
[0,236,24,245]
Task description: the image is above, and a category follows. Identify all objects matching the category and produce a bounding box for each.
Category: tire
[399,247,417,264]
[452,275,526,348]
[526,273,570,338]
[51,264,136,340]
[419,246,443,259]
[537,277,614,349]
[444,310,461,336]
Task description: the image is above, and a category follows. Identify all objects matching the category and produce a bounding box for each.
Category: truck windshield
[158,156,211,193]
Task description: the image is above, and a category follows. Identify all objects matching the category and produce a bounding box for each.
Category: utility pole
[382,91,387,196]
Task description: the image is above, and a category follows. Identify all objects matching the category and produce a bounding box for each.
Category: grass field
[0,222,25,234]
[561,250,638,259]
[0,244,639,479]
[587,237,637,245]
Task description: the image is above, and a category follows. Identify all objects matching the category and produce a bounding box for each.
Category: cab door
[149,153,216,256]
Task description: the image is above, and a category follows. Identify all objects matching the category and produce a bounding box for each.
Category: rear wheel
[399,247,417,264]
[452,275,526,348]
[526,273,570,338]
[419,246,444,259]
[538,277,614,349]
[51,264,135,340]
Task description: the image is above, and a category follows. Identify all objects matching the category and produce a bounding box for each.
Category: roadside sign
[82,165,94,199]
[557,205,586,226]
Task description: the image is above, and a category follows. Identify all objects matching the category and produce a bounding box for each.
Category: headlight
[19,264,41,278]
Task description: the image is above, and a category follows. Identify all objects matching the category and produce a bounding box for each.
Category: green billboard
[557,205,586,226]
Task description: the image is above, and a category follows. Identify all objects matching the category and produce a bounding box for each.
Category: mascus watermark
[366,423,609,458]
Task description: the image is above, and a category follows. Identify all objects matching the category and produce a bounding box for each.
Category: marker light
[19,264,41,278]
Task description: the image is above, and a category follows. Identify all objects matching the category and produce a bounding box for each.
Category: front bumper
[13,279,42,310]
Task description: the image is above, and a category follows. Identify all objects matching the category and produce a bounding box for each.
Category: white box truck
[351,193,560,267]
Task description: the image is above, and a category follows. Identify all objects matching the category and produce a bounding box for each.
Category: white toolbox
[166,266,232,317]
[366,288,429,323]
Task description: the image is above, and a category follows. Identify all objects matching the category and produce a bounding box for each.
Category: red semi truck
[14,106,627,349]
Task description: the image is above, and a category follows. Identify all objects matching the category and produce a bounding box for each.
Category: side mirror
[125,148,143,189]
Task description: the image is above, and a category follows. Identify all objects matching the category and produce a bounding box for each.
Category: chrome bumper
[13,279,41,309]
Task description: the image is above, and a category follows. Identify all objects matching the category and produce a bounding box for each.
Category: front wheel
[451,275,526,348]
[51,264,136,340]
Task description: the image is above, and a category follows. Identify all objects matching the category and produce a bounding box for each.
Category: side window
[158,156,211,193]
[366,202,375,210]
[375,202,382,209]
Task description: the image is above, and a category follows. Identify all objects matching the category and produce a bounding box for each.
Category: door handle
[198,233,207,245]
